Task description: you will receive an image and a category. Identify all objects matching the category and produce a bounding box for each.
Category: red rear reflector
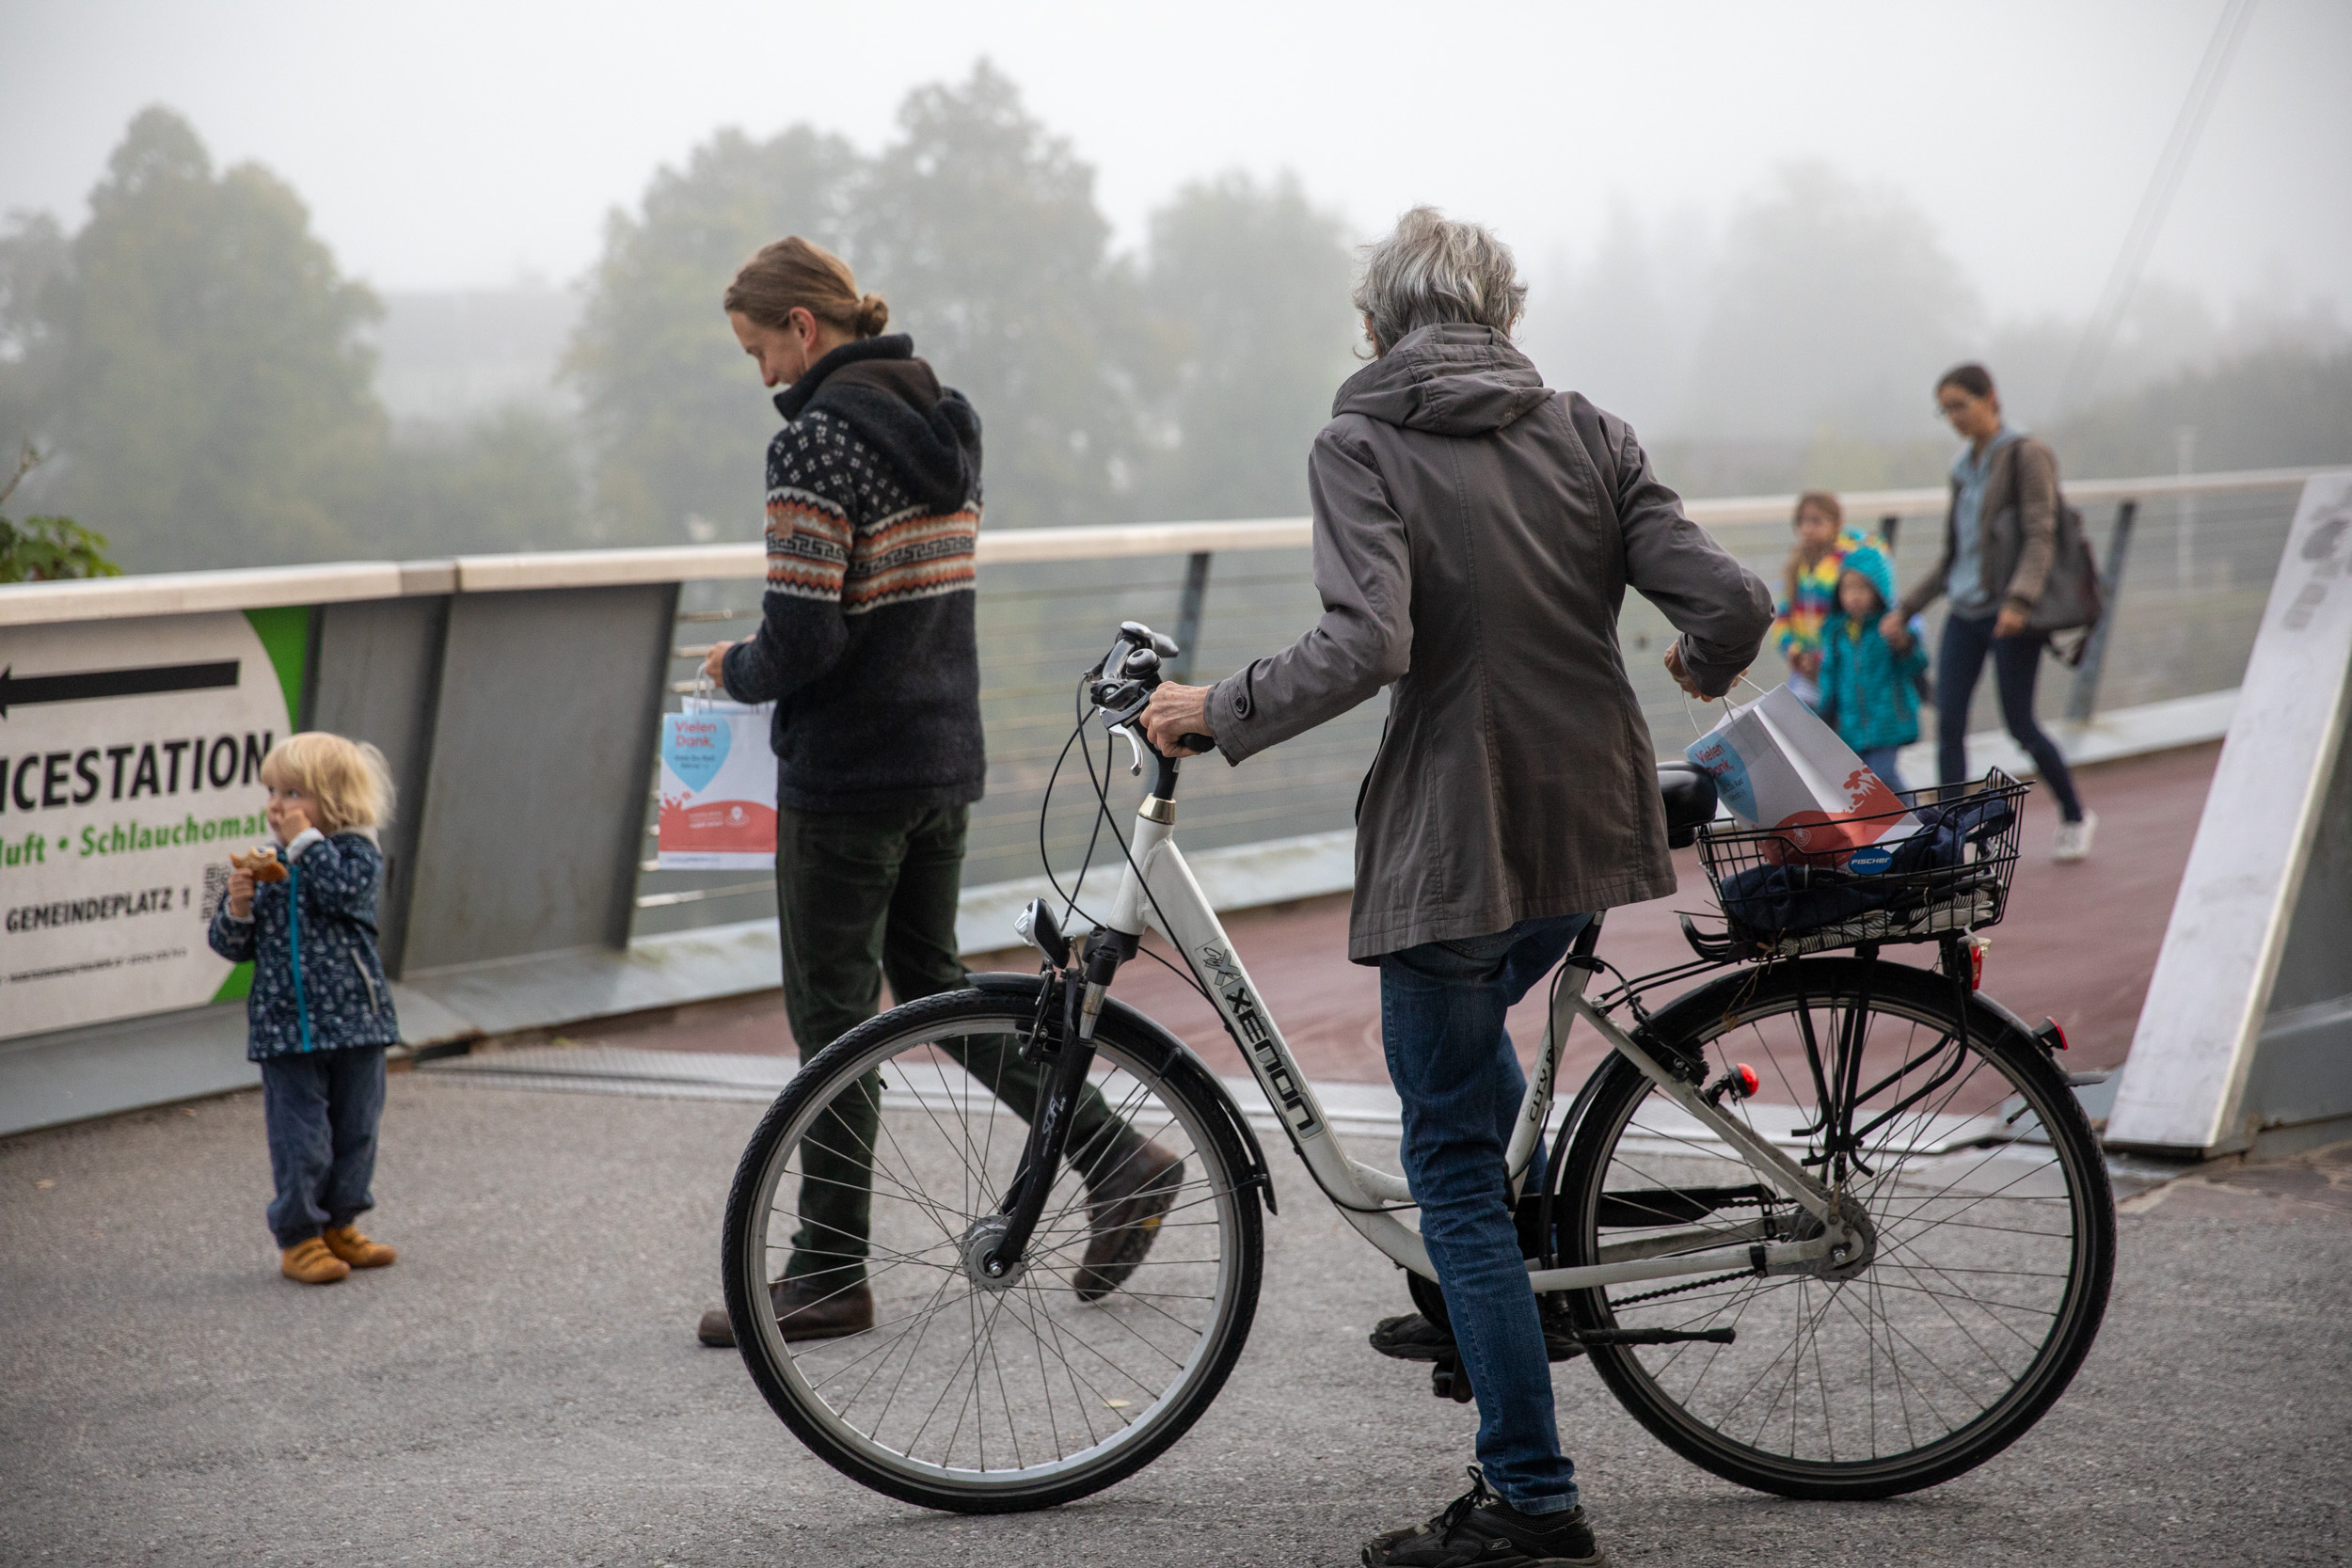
[1735,1063,1759,1098]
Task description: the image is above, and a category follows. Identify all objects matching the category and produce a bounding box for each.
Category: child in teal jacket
[1819,545,1930,791]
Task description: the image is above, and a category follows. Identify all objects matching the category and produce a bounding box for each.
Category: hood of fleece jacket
[775,334,982,513]
[1838,544,1899,612]
[1329,323,1552,437]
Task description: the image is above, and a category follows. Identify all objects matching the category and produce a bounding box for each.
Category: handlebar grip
[1178,734,1216,754]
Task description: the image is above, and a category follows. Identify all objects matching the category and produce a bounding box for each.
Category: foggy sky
[3,0,2347,320]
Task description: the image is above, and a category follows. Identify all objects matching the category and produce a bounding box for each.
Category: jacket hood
[775,334,981,513]
[1330,323,1551,436]
[1839,544,1898,612]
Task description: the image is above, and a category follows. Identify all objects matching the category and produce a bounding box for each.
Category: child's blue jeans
[1378,912,1593,1516]
[261,1046,387,1247]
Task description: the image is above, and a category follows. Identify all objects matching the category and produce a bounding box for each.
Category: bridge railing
[623,466,2331,938]
[0,463,2330,1135]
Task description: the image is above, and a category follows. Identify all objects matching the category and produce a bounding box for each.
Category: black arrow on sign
[0,660,241,718]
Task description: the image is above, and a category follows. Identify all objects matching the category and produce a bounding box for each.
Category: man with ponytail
[694,238,1180,1350]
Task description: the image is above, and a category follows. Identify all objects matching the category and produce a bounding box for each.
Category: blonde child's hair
[258,733,394,834]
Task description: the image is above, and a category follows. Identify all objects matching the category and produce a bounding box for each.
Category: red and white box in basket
[1683,684,1922,868]
[657,696,777,869]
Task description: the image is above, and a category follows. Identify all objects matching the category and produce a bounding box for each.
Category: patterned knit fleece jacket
[721,334,986,814]
[206,832,400,1061]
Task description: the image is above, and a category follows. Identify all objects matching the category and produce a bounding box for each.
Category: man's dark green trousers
[775,801,1143,1286]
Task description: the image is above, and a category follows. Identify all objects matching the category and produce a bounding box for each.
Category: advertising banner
[0,608,305,1038]
[656,696,777,869]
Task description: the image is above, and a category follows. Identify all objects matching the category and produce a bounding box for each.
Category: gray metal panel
[308,595,450,976]
[0,1002,257,1137]
[400,585,675,973]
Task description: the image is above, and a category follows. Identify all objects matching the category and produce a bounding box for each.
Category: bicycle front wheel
[722,985,1263,1513]
[1555,957,2114,1498]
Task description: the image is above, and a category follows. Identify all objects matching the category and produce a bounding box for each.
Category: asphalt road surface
[3,1075,2344,1567]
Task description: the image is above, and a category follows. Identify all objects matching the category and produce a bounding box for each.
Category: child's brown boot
[281,1237,350,1285]
[322,1225,396,1269]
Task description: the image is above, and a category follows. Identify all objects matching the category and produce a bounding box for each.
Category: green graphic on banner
[212,964,253,1004]
[244,606,311,730]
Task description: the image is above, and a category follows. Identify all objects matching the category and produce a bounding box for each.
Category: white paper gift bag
[657,695,778,869]
[1683,684,1920,869]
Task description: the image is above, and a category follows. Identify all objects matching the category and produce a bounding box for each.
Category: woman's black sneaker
[1362,1468,1608,1567]
[1368,1293,1585,1363]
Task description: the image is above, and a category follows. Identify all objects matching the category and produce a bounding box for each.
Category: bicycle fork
[978,936,1125,1280]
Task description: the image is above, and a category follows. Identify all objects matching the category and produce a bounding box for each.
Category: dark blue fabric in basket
[1720,795,2016,933]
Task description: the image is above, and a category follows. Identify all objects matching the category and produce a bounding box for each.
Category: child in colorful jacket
[207,733,403,1286]
[1820,545,1931,792]
[1771,490,1867,710]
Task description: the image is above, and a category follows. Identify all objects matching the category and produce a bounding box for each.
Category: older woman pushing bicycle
[1144,208,1772,1568]
[716,211,2115,1561]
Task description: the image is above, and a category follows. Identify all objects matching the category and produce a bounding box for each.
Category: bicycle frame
[1092,803,1838,1293]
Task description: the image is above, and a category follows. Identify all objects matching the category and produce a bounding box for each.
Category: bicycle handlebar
[1089,622,1216,760]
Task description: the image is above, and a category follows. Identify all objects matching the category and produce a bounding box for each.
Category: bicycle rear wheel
[722,985,1263,1513]
[1555,957,2114,1498]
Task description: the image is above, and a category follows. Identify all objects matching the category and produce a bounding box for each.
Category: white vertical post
[2107,472,2352,1155]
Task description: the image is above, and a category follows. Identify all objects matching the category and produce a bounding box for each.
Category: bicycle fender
[1643,958,2043,1057]
[967,972,1278,1215]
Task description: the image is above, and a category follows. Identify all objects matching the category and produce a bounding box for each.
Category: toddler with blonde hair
[207,732,403,1285]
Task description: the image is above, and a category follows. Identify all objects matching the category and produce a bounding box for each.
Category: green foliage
[1680,164,1980,442]
[0,512,121,583]
[14,107,389,571]
[568,66,1358,541]
[566,125,860,543]
[0,447,120,581]
[849,63,1168,529]
[378,406,589,556]
[1135,172,1359,520]
[2046,344,2352,479]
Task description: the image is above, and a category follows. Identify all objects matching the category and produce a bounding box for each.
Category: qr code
[199,863,230,923]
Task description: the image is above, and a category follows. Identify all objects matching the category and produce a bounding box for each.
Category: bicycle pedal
[1430,1352,1474,1404]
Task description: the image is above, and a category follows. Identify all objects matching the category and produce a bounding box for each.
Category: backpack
[1990,440,2104,663]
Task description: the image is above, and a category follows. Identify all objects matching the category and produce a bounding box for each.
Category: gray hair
[1352,207,1528,355]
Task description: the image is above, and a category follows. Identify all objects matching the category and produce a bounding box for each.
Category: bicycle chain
[1609,1269,1752,1307]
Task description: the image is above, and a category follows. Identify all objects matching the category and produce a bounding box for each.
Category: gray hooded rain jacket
[1207,324,1772,960]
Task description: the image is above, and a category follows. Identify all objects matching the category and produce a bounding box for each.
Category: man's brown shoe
[1074,1141,1184,1303]
[280,1237,350,1285]
[698,1276,874,1349]
[322,1225,396,1269]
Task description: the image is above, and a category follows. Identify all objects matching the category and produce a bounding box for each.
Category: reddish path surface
[585,742,2218,1090]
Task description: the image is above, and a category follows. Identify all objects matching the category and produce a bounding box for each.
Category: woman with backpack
[1887,362,2095,863]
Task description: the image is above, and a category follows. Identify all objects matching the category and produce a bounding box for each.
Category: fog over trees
[0,69,2344,573]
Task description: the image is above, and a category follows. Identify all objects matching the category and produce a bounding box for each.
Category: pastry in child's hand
[231,848,288,883]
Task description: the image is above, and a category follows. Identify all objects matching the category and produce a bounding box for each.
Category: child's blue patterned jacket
[207,831,400,1061]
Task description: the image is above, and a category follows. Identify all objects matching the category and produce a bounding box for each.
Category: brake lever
[1111,722,1146,777]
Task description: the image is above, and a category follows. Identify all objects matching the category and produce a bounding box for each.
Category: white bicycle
[722,622,2115,1513]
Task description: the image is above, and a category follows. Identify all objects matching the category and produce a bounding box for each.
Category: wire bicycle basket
[1695,768,2030,958]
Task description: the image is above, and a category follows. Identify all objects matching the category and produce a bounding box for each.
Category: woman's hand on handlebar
[1140,683,1214,757]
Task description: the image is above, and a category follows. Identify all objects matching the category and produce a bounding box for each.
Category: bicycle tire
[1555,957,2114,1499]
[722,984,1264,1513]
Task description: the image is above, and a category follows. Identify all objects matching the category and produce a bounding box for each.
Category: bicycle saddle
[1657,762,1719,848]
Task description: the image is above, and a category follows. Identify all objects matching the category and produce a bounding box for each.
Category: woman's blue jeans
[1935,612,2083,820]
[1378,911,1592,1515]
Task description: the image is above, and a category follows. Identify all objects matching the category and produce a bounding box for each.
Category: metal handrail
[3,464,2339,629]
